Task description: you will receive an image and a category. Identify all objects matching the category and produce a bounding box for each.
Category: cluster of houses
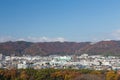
[0,53,120,70]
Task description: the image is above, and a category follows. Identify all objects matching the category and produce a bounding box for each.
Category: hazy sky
[0,0,120,42]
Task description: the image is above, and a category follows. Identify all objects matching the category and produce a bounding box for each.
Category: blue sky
[0,0,120,42]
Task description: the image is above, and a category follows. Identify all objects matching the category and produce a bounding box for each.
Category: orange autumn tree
[20,70,29,80]
[106,70,116,80]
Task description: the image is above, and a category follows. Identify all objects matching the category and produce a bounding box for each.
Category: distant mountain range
[0,40,120,56]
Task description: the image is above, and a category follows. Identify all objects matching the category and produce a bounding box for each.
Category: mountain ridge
[0,40,120,56]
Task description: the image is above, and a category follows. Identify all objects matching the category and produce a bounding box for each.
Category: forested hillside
[0,40,120,56]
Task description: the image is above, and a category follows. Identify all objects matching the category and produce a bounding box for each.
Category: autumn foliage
[0,68,119,80]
